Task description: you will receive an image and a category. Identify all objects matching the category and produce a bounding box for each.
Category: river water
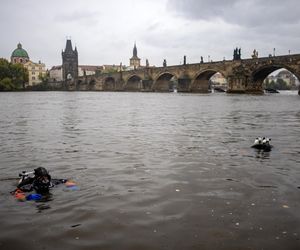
[0,91,299,250]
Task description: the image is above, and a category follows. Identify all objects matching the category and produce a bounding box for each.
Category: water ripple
[0,91,300,250]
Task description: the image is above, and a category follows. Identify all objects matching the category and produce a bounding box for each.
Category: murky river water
[0,91,299,250]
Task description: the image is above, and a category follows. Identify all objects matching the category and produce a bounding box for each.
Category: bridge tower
[62,39,78,82]
[129,42,141,69]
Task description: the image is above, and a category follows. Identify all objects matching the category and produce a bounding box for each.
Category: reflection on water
[254,149,271,159]
[36,196,52,213]
[0,91,300,250]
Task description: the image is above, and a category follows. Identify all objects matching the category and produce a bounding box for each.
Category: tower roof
[130,42,140,60]
[11,43,29,58]
[64,39,74,53]
[133,42,137,57]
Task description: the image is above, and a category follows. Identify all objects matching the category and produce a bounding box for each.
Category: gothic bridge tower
[62,39,78,82]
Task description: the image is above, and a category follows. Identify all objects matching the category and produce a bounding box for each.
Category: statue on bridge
[163,59,167,67]
[233,47,241,60]
[146,59,149,67]
[200,56,204,64]
[183,55,186,65]
[252,49,258,58]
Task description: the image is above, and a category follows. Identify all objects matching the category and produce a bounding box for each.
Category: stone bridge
[71,54,300,94]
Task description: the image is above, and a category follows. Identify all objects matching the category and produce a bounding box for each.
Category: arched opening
[210,72,228,93]
[89,79,96,85]
[103,77,116,91]
[153,73,178,92]
[124,75,142,91]
[191,70,226,93]
[67,73,72,80]
[253,66,300,92]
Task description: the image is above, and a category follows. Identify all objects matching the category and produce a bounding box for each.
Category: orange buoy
[65,181,76,187]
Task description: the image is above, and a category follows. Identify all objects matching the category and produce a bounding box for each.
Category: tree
[38,72,49,83]
[0,58,28,90]
[266,80,276,89]
[0,77,13,91]
[276,78,290,90]
[0,58,10,79]
[265,78,291,90]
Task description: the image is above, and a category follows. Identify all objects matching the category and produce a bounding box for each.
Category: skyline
[1,0,300,69]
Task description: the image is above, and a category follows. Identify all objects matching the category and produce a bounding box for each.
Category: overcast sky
[1,0,299,68]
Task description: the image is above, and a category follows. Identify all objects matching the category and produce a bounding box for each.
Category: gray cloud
[0,0,299,68]
[167,0,300,27]
[167,0,237,21]
[55,10,100,26]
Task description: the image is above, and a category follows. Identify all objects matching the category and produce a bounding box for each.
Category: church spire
[133,42,137,58]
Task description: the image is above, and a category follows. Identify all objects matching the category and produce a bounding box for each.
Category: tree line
[0,58,28,91]
[265,77,297,90]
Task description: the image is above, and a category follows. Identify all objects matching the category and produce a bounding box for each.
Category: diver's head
[34,167,49,177]
[33,167,51,194]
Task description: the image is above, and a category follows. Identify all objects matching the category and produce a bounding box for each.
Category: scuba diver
[16,167,68,194]
[12,167,78,201]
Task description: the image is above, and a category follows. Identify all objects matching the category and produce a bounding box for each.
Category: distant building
[78,65,102,76]
[102,64,124,73]
[11,43,46,86]
[23,60,46,86]
[276,70,296,87]
[49,65,63,82]
[266,75,276,82]
[129,42,141,69]
[210,72,227,86]
[62,39,78,81]
[11,43,30,64]
[49,65,105,81]
[264,69,298,88]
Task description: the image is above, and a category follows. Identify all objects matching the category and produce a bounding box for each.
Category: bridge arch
[191,69,227,93]
[124,75,143,91]
[252,64,300,86]
[153,72,179,92]
[103,76,116,91]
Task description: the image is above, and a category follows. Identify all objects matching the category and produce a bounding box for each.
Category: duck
[251,137,272,151]
[254,137,262,145]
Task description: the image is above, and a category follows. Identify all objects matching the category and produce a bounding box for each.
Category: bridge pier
[141,80,153,92]
[227,75,247,93]
[227,77,264,94]
[178,78,190,92]
[64,79,77,91]
[245,81,264,94]
[153,79,170,92]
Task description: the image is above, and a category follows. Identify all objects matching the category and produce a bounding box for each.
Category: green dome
[11,43,29,58]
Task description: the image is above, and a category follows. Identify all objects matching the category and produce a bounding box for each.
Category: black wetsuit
[17,177,67,193]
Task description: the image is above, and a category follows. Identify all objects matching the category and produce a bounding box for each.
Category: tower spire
[130,42,140,69]
[65,39,73,53]
[133,42,137,57]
